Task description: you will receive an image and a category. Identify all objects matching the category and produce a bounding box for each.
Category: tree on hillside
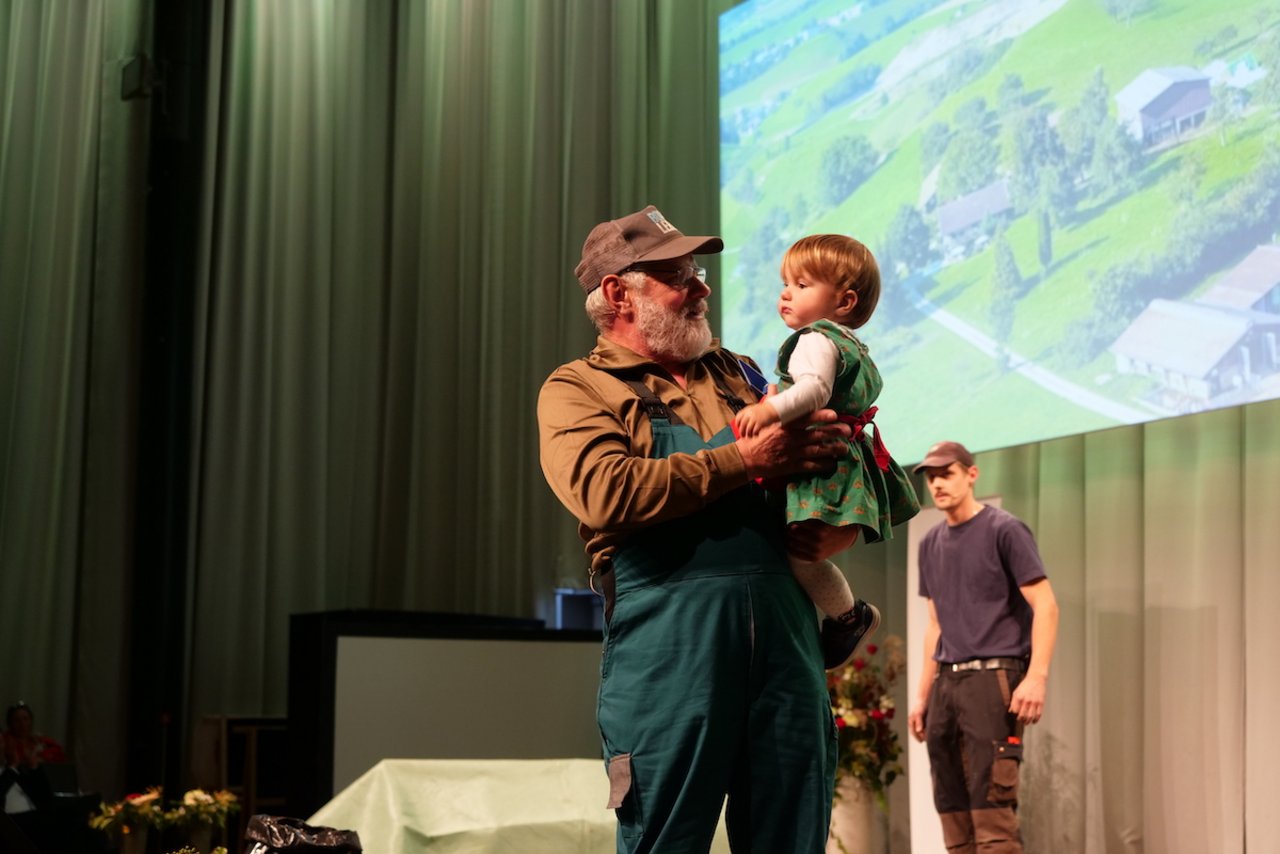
[738,206,793,320]
[727,165,760,205]
[1101,0,1149,27]
[939,137,998,201]
[1062,68,1112,178]
[1005,105,1069,214]
[1208,87,1250,146]
[1059,263,1142,366]
[1169,152,1204,211]
[1079,68,1112,124]
[953,97,992,136]
[997,73,1027,116]
[872,241,906,325]
[938,98,997,201]
[1257,33,1280,108]
[883,204,935,276]
[1092,259,1146,326]
[1089,119,1142,201]
[1037,208,1053,271]
[928,45,991,104]
[920,122,951,173]
[988,232,1022,362]
[819,135,878,207]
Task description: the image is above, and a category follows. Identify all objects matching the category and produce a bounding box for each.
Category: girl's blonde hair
[781,234,880,328]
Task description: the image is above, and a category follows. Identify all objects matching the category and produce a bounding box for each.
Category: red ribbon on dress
[838,405,892,472]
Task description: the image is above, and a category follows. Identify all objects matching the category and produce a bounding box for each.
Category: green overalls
[597,375,837,853]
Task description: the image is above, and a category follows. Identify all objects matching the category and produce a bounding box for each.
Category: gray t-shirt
[918,504,1046,662]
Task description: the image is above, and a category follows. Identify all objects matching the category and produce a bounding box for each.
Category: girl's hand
[787,519,858,561]
[734,401,781,437]
[737,409,850,481]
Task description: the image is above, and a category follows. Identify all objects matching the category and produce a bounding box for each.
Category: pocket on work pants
[987,740,1022,805]
[607,752,643,839]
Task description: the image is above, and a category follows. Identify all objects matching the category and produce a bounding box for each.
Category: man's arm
[1009,578,1059,725]
[537,369,849,533]
[908,598,941,742]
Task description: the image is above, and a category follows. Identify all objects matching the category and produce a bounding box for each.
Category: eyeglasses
[622,263,708,289]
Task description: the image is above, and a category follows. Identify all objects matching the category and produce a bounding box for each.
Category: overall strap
[620,379,685,427]
[710,367,754,414]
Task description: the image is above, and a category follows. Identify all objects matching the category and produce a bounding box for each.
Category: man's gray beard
[634,289,712,363]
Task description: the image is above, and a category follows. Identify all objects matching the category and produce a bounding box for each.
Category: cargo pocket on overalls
[987,740,1022,805]
[607,753,643,838]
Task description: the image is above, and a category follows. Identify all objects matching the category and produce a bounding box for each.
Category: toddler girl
[735,234,920,669]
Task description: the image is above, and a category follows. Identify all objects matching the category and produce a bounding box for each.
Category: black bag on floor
[244,815,362,853]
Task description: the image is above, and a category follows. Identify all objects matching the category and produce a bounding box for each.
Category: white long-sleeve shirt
[767,330,840,425]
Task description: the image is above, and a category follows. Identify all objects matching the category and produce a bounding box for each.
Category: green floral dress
[776,319,920,543]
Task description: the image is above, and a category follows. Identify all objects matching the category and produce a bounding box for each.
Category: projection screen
[720,0,1280,463]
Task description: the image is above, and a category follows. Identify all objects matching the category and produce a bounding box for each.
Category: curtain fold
[0,0,151,795]
[1242,400,1280,854]
[1,0,100,733]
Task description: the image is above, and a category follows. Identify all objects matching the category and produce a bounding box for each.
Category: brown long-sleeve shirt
[537,336,762,575]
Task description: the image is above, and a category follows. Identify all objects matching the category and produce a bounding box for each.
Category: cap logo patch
[647,210,677,234]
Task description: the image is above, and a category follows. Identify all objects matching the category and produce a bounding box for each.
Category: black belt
[940,657,1027,672]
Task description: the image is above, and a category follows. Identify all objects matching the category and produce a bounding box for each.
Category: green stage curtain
[0,0,150,794]
[185,0,730,721]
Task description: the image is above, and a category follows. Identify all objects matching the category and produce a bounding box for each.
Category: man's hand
[736,408,850,482]
[908,699,928,742]
[1009,673,1047,724]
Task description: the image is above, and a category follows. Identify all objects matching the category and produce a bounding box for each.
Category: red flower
[835,716,847,729]
[852,658,866,671]
[866,644,878,655]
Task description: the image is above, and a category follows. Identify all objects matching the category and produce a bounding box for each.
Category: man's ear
[601,275,633,316]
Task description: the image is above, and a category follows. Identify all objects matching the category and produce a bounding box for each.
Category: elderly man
[538,205,852,853]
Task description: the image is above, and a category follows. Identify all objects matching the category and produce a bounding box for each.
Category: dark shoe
[822,600,881,670]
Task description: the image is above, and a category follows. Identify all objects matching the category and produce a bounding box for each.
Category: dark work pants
[925,667,1026,853]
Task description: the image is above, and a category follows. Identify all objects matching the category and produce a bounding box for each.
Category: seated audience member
[2,703,64,852]
[3,703,66,769]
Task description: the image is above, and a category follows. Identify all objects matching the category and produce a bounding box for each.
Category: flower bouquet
[828,634,905,810]
[89,786,165,835]
[90,786,239,853]
[163,788,240,830]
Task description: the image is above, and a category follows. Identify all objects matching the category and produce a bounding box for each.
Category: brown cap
[574,205,724,293]
[913,440,975,474]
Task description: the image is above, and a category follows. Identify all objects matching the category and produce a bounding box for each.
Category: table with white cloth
[309,758,732,853]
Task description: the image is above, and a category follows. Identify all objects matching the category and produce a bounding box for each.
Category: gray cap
[574,205,723,293]
[913,441,976,474]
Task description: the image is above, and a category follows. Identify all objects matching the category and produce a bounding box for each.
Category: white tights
[789,557,855,620]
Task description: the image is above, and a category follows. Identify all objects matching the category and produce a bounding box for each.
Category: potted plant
[163,788,240,852]
[826,634,905,854]
[89,787,165,854]
[90,786,239,854]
